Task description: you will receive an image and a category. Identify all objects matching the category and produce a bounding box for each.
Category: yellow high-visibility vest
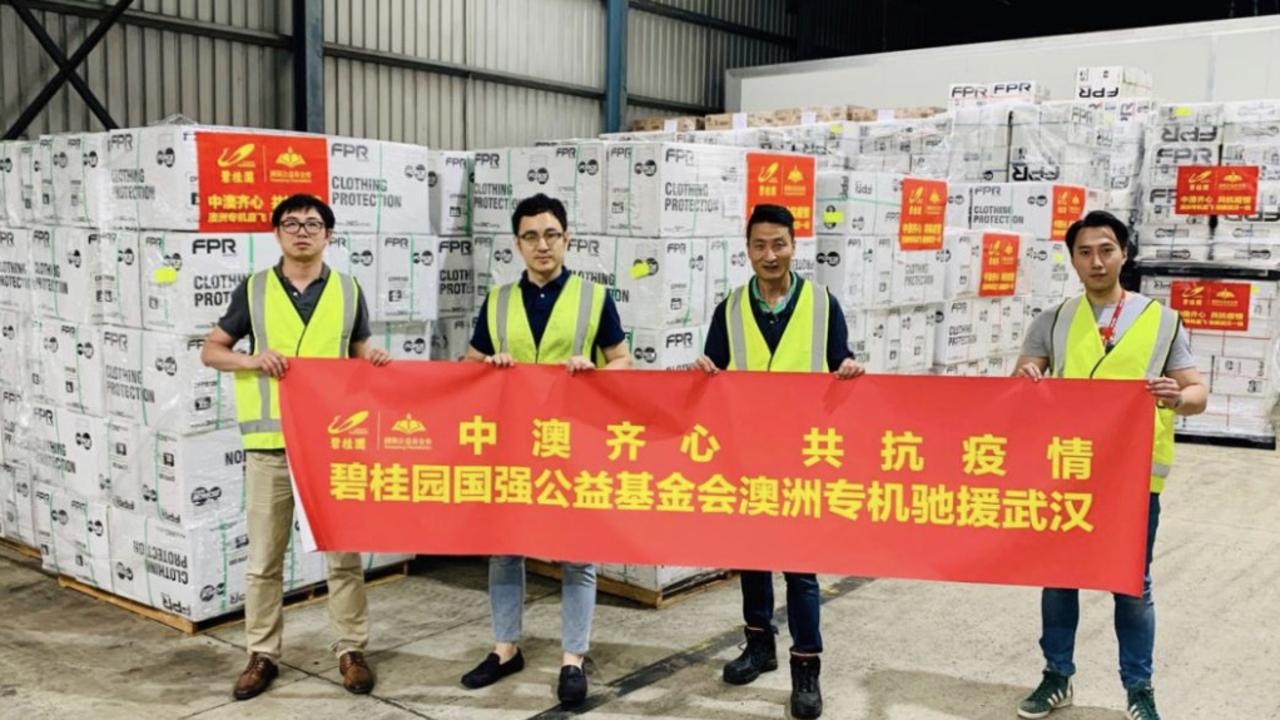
[234,268,358,450]
[726,280,830,372]
[485,273,606,364]
[1050,293,1182,493]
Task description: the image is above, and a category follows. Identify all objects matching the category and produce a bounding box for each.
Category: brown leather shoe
[340,651,375,694]
[233,653,279,700]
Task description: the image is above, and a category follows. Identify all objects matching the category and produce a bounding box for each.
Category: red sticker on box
[196,132,329,232]
[979,232,1021,297]
[898,178,946,250]
[1169,280,1251,331]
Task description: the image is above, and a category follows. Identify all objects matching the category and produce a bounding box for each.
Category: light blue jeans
[489,556,596,655]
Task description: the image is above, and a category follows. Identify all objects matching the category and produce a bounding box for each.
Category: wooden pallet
[0,537,42,562]
[527,559,734,609]
[1177,431,1277,451]
[57,560,411,635]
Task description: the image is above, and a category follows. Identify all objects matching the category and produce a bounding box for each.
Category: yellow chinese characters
[962,434,1007,477]
[532,418,571,459]
[881,431,925,472]
[459,415,498,456]
[1048,436,1094,481]
[680,424,721,463]
[606,421,647,461]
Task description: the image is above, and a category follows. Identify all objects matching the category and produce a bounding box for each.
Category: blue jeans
[740,571,823,654]
[489,556,596,655]
[1040,493,1160,690]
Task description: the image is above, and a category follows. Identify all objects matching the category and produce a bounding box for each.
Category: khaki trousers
[244,450,368,660]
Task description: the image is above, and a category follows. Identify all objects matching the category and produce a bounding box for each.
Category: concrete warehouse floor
[1,442,1277,720]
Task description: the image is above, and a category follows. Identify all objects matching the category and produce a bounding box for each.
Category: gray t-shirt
[1022,292,1195,374]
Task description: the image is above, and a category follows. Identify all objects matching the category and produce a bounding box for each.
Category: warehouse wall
[0,0,292,136]
[727,15,1280,111]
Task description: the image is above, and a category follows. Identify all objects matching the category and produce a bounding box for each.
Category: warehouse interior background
[4,0,1280,147]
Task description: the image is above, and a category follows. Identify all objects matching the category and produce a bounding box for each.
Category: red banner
[281,361,1155,595]
[1175,166,1260,216]
[979,232,1021,297]
[1051,185,1086,241]
[196,131,330,232]
[899,178,947,250]
[1170,280,1251,331]
[746,152,817,237]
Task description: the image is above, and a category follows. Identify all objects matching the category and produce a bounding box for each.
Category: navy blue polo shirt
[469,268,626,356]
[703,276,853,371]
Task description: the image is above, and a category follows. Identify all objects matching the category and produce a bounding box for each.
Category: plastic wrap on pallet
[1,463,35,548]
[427,150,473,237]
[624,324,708,370]
[604,143,748,238]
[102,327,239,434]
[706,237,753,310]
[430,315,475,361]
[471,144,606,235]
[0,227,32,314]
[1,141,38,228]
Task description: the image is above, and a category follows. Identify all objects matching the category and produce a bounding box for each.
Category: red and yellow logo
[276,146,307,169]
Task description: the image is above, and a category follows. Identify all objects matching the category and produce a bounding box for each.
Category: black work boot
[790,654,823,719]
[723,626,778,685]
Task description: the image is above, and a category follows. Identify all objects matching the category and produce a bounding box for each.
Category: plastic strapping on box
[71,323,86,413]
[464,155,475,235]
[374,144,385,235]
[408,236,417,319]
[77,501,100,588]
[142,516,155,607]
[220,522,230,612]
[139,329,149,426]
[151,432,162,516]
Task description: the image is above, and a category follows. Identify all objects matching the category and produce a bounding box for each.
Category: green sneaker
[1126,685,1160,720]
[1017,670,1073,719]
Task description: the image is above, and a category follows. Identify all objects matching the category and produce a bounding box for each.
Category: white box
[96,229,143,328]
[1021,238,1081,299]
[706,237,753,310]
[899,304,936,373]
[50,488,113,589]
[40,321,106,417]
[891,246,946,306]
[430,314,476,361]
[1074,66,1153,100]
[472,144,606,235]
[0,387,27,468]
[792,239,818,280]
[1,141,37,227]
[108,507,250,620]
[102,327,238,434]
[29,226,101,324]
[815,235,873,309]
[428,150,473,236]
[0,464,35,547]
[0,309,27,389]
[614,238,708,328]
[325,233,380,313]
[375,234,441,321]
[369,321,433,360]
[605,143,747,237]
[934,298,987,365]
[21,404,110,500]
[815,171,902,236]
[0,226,32,313]
[141,427,246,527]
[436,236,474,317]
[471,235,523,298]
[626,325,708,370]
[107,419,143,513]
[140,231,281,336]
[325,136,431,234]
[562,235,622,292]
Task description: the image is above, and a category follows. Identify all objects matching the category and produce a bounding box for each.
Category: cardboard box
[96,229,143,328]
[48,487,113,588]
[40,133,106,227]
[771,106,848,126]
[605,143,747,238]
[706,237,753,310]
[631,116,703,133]
[372,234,441,322]
[0,464,35,547]
[934,298,989,365]
[106,419,142,513]
[625,325,708,370]
[324,232,379,315]
[369,321,433,360]
[1021,238,1080,300]
[815,171,902,236]
[428,150,473,236]
[0,227,32,313]
[139,427,245,527]
[614,238,708,329]
[435,236,475,317]
[815,235,891,310]
[472,144,606,235]
[38,321,106,417]
[562,235,622,293]
[108,507,250,620]
[140,231,281,336]
[703,112,774,130]
[105,127,431,233]
[471,235,524,300]
[19,403,110,500]
[1074,66,1153,100]
[0,387,27,469]
[102,327,238,433]
[1,141,37,227]
[430,314,476,361]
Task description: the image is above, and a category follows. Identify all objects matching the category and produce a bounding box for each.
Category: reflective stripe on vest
[234,269,357,449]
[1050,294,1181,492]
[485,273,605,364]
[727,281,829,372]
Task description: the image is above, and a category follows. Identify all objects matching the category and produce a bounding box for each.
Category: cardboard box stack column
[1141,274,1280,440]
[1136,103,1222,261]
[1,126,421,621]
[1216,101,1280,264]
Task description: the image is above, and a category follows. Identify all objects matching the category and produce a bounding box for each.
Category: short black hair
[271,194,336,229]
[512,193,568,235]
[746,204,794,240]
[1065,210,1130,254]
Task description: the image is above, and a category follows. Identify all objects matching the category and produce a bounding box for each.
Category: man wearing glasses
[201,193,391,701]
[460,193,629,708]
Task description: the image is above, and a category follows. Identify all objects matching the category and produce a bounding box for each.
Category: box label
[746,152,816,238]
[979,232,1020,297]
[1050,185,1086,241]
[899,178,946,250]
[196,132,329,232]
[1174,166,1259,216]
[1170,281,1251,332]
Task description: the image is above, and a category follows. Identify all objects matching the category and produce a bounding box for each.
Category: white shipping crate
[106,419,143,513]
[39,321,107,417]
[376,234,441,322]
[625,325,708,370]
[428,150,473,236]
[471,235,523,300]
[369,321,433,360]
[934,298,988,365]
[562,235,622,293]
[102,327,238,433]
[0,226,32,313]
[614,238,708,329]
[96,229,143,328]
[706,237,753,310]
[29,226,102,324]
[20,404,110,500]
[605,143,746,238]
[815,171,902,236]
[50,487,113,589]
[141,427,246,527]
[435,236,474,317]
[108,507,250,620]
[140,232,281,336]
[472,144,606,235]
[325,233,380,313]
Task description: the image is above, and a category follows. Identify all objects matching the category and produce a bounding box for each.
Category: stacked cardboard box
[1009,102,1111,189]
[1073,66,1154,102]
[1216,101,1280,264]
[1141,274,1280,440]
[1135,103,1221,260]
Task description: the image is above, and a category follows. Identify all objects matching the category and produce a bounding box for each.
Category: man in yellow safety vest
[1012,210,1207,720]
[201,194,391,701]
[460,193,630,709]
[693,203,865,720]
